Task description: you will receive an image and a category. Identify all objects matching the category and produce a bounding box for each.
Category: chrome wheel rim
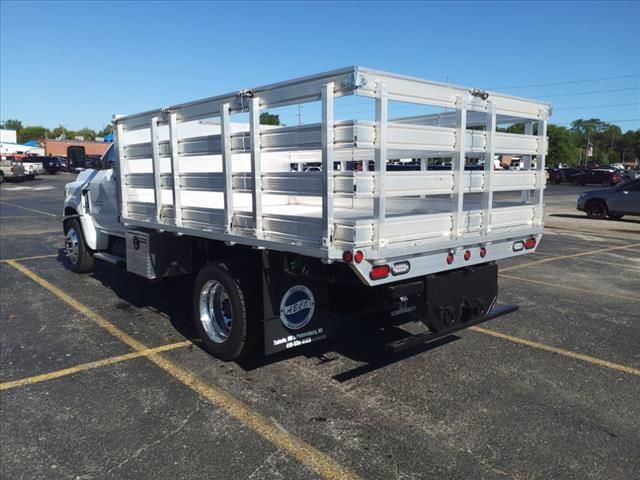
[199,280,233,343]
[65,227,79,265]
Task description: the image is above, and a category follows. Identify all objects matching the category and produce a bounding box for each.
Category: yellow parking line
[5,260,361,480]
[499,273,639,302]
[0,341,193,391]
[470,326,640,377]
[0,201,57,217]
[0,254,58,263]
[501,243,640,272]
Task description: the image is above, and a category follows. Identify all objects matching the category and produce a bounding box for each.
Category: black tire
[585,200,608,220]
[63,218,95,273]
[193,263,258,361]
[572,179,581,186]
[0,172,4,184]
[601,180,611,187]
[608,213,624,220]
[26,174,35,180]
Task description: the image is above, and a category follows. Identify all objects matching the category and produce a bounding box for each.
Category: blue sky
[1,1,639,131]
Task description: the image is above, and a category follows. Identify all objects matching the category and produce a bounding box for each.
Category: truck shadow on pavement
[549,213,640,225]
[59,252,460,382]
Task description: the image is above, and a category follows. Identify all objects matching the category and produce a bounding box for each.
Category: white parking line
[0,201,57,217]
[1,186,55,191]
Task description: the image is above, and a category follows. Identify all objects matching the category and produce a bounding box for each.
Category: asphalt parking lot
[1,174,639,480]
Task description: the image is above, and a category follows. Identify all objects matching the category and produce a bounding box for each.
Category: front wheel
[193,263,258,361]
[585,200,608,220]
[64,218,95,273]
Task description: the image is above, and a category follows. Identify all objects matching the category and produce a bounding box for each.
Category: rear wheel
[63,218,95,273]
[585,200,608,219]
[193,263,258,361]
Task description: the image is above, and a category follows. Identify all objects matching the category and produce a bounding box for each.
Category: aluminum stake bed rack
[63,67,549,360]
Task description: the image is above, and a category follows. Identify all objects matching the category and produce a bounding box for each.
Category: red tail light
[354,250,364,263]
[342,251,353,263]
[480,247,487,258]
[369,265,390,280]
[446,252,455,265]
[524,238,537,249]
[464,250,471,261]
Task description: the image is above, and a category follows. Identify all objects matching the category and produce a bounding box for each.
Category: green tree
[570,118,618,164]
[97,124,113,137]
[260,112,281,125]
[51,124,72,140]
[547,124,580,167]
[498,123,525,134]
[17,126,50,144]
[76,127,97,141]
[618,129,640,164]
[1,119,23,132]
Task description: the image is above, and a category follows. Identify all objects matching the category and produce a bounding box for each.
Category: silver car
[577,179,640,219]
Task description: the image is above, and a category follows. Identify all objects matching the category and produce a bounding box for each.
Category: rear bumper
[350,231,543,287]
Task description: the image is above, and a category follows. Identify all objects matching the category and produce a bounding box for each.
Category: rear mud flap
[261,262,335,356]
[421,263,498,332]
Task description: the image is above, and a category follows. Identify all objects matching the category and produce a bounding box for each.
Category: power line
[555,102,640,111]
[554,118,640,126]
[536,87,640,98]
[493,73,640,90]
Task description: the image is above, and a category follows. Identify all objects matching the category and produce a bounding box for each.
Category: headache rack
[114,66,549,280]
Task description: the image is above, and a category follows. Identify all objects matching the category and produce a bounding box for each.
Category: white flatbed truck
[63,67,549,360]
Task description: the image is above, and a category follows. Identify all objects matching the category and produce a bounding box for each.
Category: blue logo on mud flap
[280,285,315,330]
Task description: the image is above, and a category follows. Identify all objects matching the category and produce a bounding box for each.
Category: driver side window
[101,146,115,170]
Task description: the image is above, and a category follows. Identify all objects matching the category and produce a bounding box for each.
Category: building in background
[0,129,46,156]
[1,129,17,144]
[44,139,112,157]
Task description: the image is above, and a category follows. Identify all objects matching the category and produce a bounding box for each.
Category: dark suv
[569,169,622,187]
[548,167,584,184]
[41,156,63,174]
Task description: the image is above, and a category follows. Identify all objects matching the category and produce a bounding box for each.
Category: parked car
[548,167,584,184]
[569,169,621,187]
[621,170,639,182]
[42,156,63,174]
[18,156,45,180]
[0,158,26,183]
[577,179,640,219]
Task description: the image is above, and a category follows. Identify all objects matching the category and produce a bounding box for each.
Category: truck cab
[63,145,124,252]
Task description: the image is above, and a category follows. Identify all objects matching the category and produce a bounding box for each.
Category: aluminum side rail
[114,66,549,286]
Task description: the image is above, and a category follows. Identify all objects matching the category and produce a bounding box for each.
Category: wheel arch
[62,207,103,251]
